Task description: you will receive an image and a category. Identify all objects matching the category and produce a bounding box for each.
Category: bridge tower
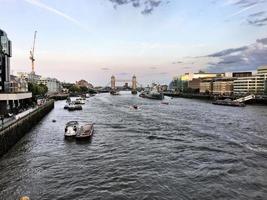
[131,75,137,94]
[111,75,116,90]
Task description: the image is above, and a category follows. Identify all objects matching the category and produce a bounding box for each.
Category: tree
[69,85,81,93]
[28,82,48,97]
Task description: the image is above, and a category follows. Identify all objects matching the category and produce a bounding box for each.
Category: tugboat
[65,121,79,138]
[75,123,94,140]
[212,99,245,107]
[139,87,164,100]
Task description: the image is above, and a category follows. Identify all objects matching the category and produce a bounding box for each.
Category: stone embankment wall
[0,100,54,157]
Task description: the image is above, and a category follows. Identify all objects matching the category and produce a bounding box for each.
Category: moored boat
[110,90,120,95]
[212,99,245,107]
[75,123,94,140]
[64,104,70,109]
[139,87,164,100]
[65,121,79,137]
[74,98,85,105]
[68,103,82,111]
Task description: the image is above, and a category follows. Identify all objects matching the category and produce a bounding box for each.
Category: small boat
[110,90,120,95]
[133,105,138,109]
[74,98,85,105]
[68,104,82,111]
[64,104,69,109]
[161,102,169,105]
[75,123,94,140]
[65,121,79,137]
[212,99,245,107]
[131,90,137,95]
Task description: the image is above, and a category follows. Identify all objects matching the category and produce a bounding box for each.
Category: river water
[0,92,267,200]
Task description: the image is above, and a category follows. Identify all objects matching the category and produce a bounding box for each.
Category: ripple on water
[0,93,267,200]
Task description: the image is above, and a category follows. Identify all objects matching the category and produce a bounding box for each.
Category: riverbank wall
[163,92,267,105]
[0,100,54,157]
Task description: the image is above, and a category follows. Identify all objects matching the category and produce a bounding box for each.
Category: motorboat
[110,90,120,95]
[212,99,245,107]
[74,98,85,105]
[65,121,79,137]
[131,90,137,95]
[133,105,138,109]
[75,123,94,140]
[161,101,169,105]
[68,103,82,111]
[64,104,70,109]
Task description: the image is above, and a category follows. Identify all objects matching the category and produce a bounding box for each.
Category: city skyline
[0,0,267,85]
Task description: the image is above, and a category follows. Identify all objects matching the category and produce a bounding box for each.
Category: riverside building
[37,77,62,94]
[233,66,267,96]
[0,29,32,115]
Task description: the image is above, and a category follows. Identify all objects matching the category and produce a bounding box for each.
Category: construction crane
[29,31,37,73]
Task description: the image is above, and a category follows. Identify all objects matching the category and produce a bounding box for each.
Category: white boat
[65,121,79,137]
[68,103,82,111]
[74,98,85,105]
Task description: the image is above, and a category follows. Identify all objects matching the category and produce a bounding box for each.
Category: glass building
[0,29,12,93]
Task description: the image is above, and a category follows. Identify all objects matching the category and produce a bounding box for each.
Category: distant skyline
[0,0,267,85]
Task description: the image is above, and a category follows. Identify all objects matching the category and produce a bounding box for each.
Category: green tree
[69,85,81,93]
[28,82,48,97]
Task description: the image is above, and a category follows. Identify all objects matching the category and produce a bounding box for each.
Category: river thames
[0,92,267,200]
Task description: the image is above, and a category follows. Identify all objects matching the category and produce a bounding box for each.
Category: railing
[0,100,54,133]
[234,94,256,103]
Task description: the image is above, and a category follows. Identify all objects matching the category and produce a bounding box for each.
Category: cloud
[116,72,130,76]
[247,16,267,26]
[220,0,267,26]
[24,0,90,32]
[109,0,166,15]
[172,61,183,64]
[205,37,267,72]
[226,3,258,18]
[208,46,248,57]
[101,67,111,70]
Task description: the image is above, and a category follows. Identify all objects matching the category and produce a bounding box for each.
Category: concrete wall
[0,100,54,157]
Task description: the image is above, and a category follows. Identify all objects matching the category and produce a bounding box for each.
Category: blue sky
[0,0,267,85]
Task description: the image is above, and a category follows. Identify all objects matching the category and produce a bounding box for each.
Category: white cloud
[24,0,90,32]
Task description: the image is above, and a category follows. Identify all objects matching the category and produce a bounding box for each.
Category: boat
[74,98,85,105]
[75,123,94,140]
[110,90,120,95]
[132,105,138,109]
[68,103,82,111]
[131,90,137,95]
[161,101,169,105]
[64,104,70,109]
[66,97,71,103]
[65,121,79,137]
[139,87,164,100]
[212,99,245,107]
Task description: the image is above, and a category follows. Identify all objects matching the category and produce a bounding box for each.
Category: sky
[0,0,267,86]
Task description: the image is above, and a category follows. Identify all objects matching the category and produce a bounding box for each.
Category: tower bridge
[111,75,137,94]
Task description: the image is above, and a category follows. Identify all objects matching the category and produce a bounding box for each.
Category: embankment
[0,100,54,157]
